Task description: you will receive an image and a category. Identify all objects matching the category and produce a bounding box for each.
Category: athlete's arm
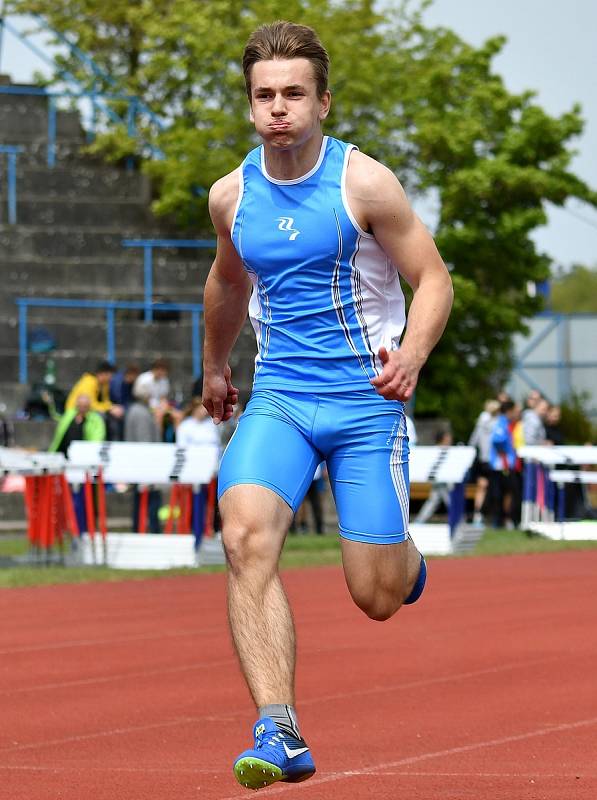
[346,151,453,402]
[202,170,252,424]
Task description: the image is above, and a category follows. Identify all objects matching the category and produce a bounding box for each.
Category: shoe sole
[233,756,315,790]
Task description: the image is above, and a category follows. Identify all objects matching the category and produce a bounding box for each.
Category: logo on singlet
[276,217,300,240]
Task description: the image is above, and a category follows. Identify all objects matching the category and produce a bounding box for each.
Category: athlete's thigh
[324,393,410,543]
[218,390,321,513]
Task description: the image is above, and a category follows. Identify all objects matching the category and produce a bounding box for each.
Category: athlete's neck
[262,133,324,181]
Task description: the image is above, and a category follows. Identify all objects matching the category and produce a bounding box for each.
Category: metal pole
[106,306,116,363]
[47,96,57,167]
[191,310,201,378]
[7,150,17,224]
[18,302,28,384]
[143,246,153,322]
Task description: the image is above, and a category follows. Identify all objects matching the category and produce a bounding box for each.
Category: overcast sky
[2,3,596,270]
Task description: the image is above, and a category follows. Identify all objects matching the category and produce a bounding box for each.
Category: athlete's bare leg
[341,536,422,621]
[219,485,295,707]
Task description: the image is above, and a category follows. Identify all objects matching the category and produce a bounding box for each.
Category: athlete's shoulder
[346,149,404,200]
[208,168,241,233]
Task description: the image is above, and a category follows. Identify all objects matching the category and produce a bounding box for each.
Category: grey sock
[258,704,302,740]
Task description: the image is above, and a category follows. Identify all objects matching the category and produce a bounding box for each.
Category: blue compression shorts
[218,389,410,544]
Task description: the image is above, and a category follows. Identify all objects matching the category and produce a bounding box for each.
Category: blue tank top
[231,136,406,393]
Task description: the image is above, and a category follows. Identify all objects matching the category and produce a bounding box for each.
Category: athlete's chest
[236,181,355,276]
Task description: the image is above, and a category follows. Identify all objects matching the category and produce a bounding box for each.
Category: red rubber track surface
[1,551,596,800]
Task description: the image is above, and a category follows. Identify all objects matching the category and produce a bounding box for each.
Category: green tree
[550,264,597,313]
[10,0,597,436]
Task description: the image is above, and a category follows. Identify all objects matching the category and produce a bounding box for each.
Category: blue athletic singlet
[231,136,406,392]
[219,136,412,545]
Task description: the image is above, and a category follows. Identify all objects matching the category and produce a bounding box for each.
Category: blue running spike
[233,717,316,790]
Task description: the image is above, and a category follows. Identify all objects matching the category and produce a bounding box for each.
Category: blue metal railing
[17,297,203,384]
[0,85,163,168]
[0,14,166,157]
[0,144,23,223]
[122,239,216,321]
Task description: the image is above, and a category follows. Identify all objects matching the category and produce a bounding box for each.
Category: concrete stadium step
[2,137,93,168]
[0,164,151,202]
[0,92,82,138]
[14,198,157,228]
[10,418,55,449]
[0,225,170,258]
[15,318,200,354]
[0,383,28,417]
[2,255,210,295]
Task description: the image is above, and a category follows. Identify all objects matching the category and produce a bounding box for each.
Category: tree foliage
[550,264,597,313]
[10,0,597,436]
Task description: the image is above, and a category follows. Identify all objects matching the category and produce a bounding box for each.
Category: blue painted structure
[509,312,597,415]
[0,144,23,223]
[16,298,203,384]
[121,239,216,321]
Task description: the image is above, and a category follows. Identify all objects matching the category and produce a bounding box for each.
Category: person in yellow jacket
[65,361,124,439]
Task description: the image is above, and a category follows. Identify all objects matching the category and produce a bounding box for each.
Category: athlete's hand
[202,363,239,424]
[370,346,421,402]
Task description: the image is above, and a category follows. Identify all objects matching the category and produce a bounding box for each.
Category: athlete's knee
[221,518,281,576]
[350,588,403,622]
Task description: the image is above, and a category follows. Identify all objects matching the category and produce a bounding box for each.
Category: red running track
[0,550,596,800]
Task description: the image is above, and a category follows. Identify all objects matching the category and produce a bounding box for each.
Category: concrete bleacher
[0,79,259,423]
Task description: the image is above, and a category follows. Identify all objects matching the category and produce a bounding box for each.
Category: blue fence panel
[16,298,204,384]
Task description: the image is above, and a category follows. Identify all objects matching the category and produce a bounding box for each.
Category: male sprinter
[202,21,453,791]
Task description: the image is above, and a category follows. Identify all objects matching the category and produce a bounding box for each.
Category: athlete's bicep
[370,179,448,291]
[208,172,251,290]
[348,154,448,290]
[211,234,251,290]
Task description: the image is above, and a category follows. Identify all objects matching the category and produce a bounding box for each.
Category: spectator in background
[176,398,221,450]
[488,400,519,529]
[176,398,222,536]
[133,358,170,410]
[468,399,500,527]
[125,384,162,533]
[414,429,453,523]
[544,404,564,446]
[109,363,140,440]
[65,361,124,440]
[48,393,106,455]
[110,363,140,411]
[521,390,547,445]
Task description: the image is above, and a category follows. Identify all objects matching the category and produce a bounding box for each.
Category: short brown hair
[243,20,330,100]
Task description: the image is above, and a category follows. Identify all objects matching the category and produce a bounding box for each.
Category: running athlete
[202,21,453,791]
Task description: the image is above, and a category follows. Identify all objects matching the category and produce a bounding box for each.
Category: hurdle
[0,448,79,562]
[408,445,477,556]
[66,441,220,568]
[519,445,597,538]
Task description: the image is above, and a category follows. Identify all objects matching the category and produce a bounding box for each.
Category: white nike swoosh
[283,742,310,759]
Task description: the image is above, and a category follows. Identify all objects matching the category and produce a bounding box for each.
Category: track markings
[221,716,597,798]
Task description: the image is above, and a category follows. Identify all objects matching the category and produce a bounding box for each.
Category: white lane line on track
[221,716,597,799]
[0,715,232,753]
[0,654,559,700]
[0,660,237,696]
[0,657,569,752]
[302,656,562,708]
[0,626,220,656]
[0,764,594,779]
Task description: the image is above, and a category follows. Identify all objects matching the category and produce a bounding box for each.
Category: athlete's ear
[249,101,255,123]
[319,90,331,121]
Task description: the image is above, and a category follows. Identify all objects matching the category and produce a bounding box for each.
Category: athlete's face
[248,58,331,149]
